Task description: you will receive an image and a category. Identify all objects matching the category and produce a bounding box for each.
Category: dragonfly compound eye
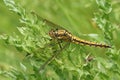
[49,29,56,38]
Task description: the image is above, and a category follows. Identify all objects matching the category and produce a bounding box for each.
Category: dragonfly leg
[38,43,68,73]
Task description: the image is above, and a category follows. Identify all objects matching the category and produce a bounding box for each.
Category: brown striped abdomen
[72,36,111,48]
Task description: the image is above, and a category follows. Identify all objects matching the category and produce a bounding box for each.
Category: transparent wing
[39,42,69,73]
[31,11,66,30]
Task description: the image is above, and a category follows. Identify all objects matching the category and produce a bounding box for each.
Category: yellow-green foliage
[0,0,120,80]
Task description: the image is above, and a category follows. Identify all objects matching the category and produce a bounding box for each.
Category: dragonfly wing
[39,42,69,72]
[31,11,66,30]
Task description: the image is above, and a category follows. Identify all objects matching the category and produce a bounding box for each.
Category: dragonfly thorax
[49,29,72,41]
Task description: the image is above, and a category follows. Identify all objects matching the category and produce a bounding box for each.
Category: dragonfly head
[49,29,56,38]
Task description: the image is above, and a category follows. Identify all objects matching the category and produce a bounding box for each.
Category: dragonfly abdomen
[72,36,111,48]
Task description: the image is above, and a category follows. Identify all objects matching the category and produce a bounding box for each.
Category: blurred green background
[0,0,120,79]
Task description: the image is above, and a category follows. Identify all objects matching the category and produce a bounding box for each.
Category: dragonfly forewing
[31,11,66,31]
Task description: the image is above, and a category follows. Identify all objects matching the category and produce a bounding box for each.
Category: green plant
[0,0,120,80]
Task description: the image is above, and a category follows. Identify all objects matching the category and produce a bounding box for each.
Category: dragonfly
[31,11,111,73]
[49,29,111,48]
